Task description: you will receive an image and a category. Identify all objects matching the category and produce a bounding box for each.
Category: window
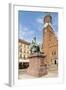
[55,60,57,64]
[20,54,22,58]
[24,50,26,53]
[52,52,53,55]
[51,59,52,62]
[23,55,26,59]
[52,51,56,55]
[19,48,22,52]
[24,45,26,49]
[19,44,22,52]
[54,51,56,55]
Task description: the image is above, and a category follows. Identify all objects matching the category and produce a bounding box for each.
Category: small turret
[44,15,52,24]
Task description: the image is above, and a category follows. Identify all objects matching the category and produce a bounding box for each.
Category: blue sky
[18,11,58,44]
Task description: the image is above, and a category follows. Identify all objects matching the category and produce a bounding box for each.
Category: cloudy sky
[18,11,58,44]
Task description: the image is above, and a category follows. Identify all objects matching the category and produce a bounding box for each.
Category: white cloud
[36,17,43,24]
[18,24,35,41]
[35,17,44,32]
[18,24,23,39]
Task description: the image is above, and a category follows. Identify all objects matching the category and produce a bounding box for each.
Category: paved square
[18,69,58,79]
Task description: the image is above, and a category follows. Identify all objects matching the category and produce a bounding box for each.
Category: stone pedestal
[27,53,47,77]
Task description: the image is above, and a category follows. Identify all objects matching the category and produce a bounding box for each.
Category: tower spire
[43,12,52,28]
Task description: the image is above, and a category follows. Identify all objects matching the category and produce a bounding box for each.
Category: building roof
[19,39,30,45]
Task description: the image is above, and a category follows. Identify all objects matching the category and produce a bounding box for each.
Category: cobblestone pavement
[18,69,58,79]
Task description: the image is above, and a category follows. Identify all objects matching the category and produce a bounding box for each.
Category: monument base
[27,53,47,77]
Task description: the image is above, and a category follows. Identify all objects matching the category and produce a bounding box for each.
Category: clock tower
[43,14,58,72]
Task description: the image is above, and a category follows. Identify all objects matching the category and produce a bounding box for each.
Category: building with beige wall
[19,39,30,60]
[18,39,30,69]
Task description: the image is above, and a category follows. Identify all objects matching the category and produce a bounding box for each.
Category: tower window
[52,51,56,55]
[51,59,52,62]
[54,51,56,55]
[52,52,53,55]
[55,60,57,64]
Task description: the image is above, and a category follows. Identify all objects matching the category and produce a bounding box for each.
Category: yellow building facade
[18,39,30,60]
[18,39,30,69]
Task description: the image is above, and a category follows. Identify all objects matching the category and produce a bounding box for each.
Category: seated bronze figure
[30,37,40,54]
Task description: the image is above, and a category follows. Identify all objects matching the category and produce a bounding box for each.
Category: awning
[19,59,29,62]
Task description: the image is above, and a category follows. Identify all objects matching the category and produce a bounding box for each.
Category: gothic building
[43,15,58,71]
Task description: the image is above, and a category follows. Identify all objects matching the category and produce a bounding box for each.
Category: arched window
[52,51,56,55]
[24,55,26,59]
[54,51,56,55]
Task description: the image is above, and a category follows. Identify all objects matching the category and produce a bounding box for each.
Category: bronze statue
[30,37,40,54]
